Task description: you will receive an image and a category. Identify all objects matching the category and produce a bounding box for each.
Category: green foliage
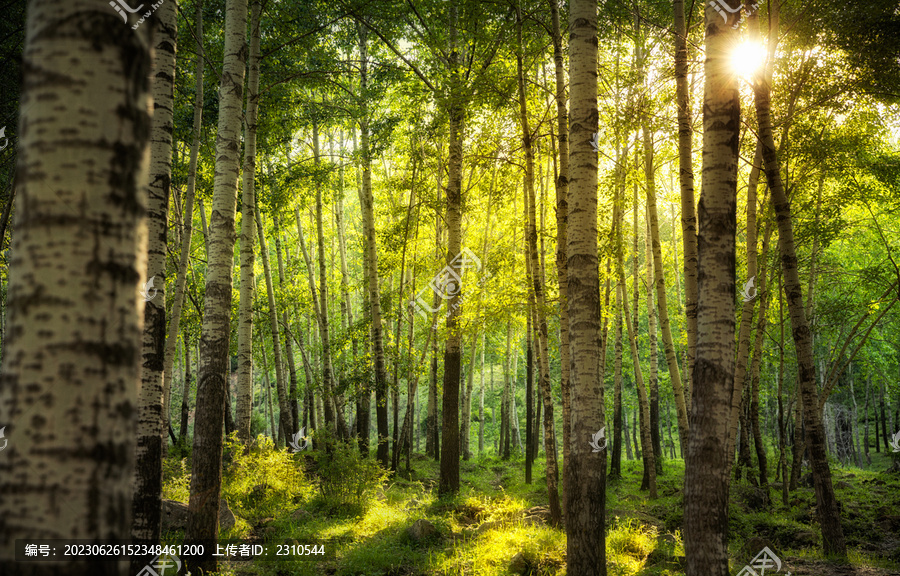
[249,411,268,438]
[221,433,311,522]
[310,439,388,517]
[161,457,191,503]
[607,518,659,575]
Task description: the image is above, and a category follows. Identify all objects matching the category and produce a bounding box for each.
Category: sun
[731,41,768,78]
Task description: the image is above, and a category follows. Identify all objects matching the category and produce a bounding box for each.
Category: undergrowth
[158,440,900,576]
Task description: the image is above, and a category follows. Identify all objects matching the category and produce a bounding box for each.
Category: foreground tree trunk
[235,0,261,446]
[183,0,247,571]
[683,2,740,574]
[566,0,607,570]
[131,0,177,561]
[0,0,151,567]
[749,3,846,557]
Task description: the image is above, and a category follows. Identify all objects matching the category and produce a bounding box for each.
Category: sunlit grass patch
[607,517,658,576]
[437,522,566,576]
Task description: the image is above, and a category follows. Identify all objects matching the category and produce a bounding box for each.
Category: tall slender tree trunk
[850,368,862,466]
[256,208,291,447]
[166,0,203,455]
[864,375,871,465]
[549,0,572,514]
[749,2,846,557]
[274,219,300,435]
[357,24,390,466]
[618,262,658,498]
[235,0,261,447]
[674,0,697,419]
[726,144,763,471]
[645,208,661,476]
[643,116,689,450]
[610,288,624,479]
[777,290,789,503]
[479,336,485,455]
[525,314,534,482]
[426,167,443,461]
[461,337,478,461]
[880,380,889,452]
[566,0,607,569]
[439,3,465,495]
[517,6,560,521]
[683,2,741,574]
[181,335,193,446]
[624,407,634,460]
[259,331,275,439]
[185,0,247,568]
[310,120,338,437]
[749,220,774,498]
[132,0,177,559]
[502,321,513,459]
[0,1,152,565]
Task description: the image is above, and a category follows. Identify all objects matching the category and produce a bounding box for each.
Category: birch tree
[566,0,607,570]
[749,0,846,557]
[0,0,152,568]
[184,0,248,567]
[132,0,177,559]
[683,1,741,573]
[236,0,262,446]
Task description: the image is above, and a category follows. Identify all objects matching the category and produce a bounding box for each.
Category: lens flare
[731,41,767,78]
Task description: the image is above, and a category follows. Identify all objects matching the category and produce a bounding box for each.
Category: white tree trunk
[185,0,247,568]
[0,0,152,568]
[133,0,177,557]
[236,0,262,446]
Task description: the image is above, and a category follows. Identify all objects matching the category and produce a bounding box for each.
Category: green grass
[160,441,900,575]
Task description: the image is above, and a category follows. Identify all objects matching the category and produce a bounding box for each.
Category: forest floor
[162,439,900,576]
